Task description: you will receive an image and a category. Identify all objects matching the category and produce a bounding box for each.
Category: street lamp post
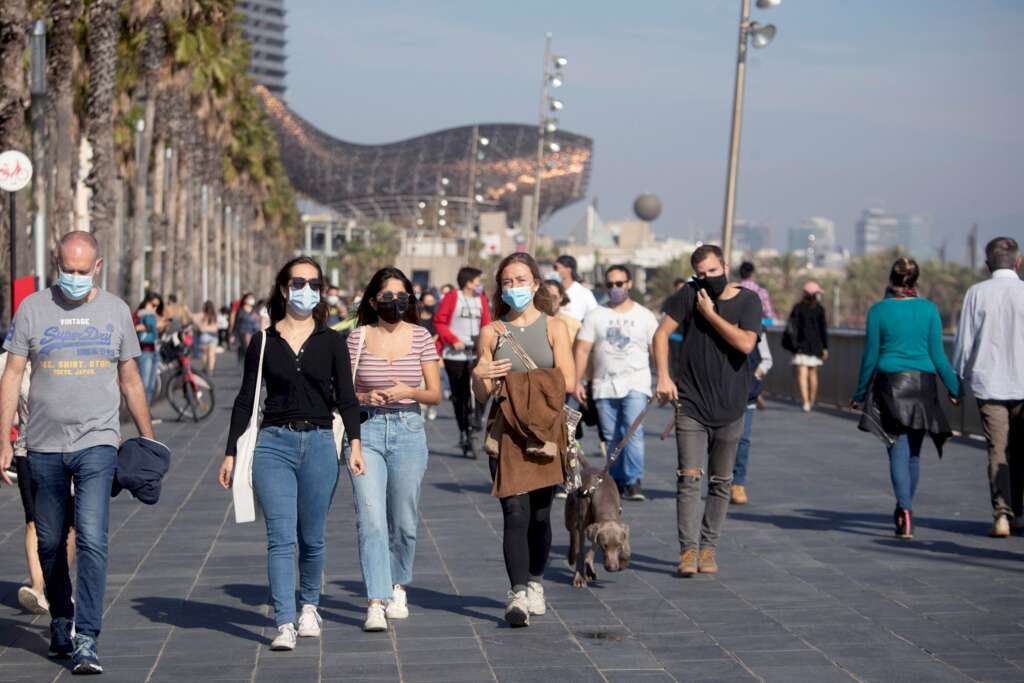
[464,127,489,260]
[30,20,47,291]
[527,34,567,255]
[720,0,779,267]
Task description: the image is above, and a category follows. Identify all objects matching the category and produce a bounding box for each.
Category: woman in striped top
[346,267,441,632]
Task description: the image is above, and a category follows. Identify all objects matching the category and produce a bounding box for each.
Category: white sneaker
[526,581,546,616]
[385,585,409,620]
[297,605,322,637]
[17,586,49,615]
[426,406,438,421]
[802,402,811,412]
[363,602,387,632]
[505,590,530,627]
[269,624,297,651]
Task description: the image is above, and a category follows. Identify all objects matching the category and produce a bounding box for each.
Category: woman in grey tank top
[472,253,575,627]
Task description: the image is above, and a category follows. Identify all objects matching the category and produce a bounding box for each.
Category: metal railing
[761,327,984,439]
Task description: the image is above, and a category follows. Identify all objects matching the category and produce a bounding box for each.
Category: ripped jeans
[675,409,745,551]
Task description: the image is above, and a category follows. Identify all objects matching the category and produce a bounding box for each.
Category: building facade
[855,209,933,259]
[788,216,836,266]
[238,0,288,98]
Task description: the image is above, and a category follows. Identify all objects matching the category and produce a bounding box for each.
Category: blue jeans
[138,351,158,404]
[252,426,340,626]
[28,446,117,639]
[594,390,648,487]
[733,405,756,485]
[348,407,429,600]
[888,430,925,510]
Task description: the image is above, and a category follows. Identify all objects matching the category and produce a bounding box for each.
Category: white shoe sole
[363,622,387,632]
[385,606,409,619]
[297,625,321,637]
[18,587,49,615]
[269,640,296,651]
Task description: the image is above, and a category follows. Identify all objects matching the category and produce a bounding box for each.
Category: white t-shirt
[578,302,658,399]
[561,281,599,322]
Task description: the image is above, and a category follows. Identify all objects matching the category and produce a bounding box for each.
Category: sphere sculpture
[634,193,662,222]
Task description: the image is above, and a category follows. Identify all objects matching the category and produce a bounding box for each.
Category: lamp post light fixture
[528,33,568,255]
[720,0,779,267]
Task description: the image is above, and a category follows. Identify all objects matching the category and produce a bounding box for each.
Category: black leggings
[445,359,480,434]
[489,458,555,592]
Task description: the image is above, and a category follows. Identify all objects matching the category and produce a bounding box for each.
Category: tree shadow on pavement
[729,508,992,538]
[0,615,63,666]
[873,538,1024,573]
[431,481,493,496]
[130,596,265,644]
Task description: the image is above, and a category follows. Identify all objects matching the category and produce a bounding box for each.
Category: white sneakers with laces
[364,602,387,632]
[297,604,322,637]
[526,581,546,615]
[385,585,409,619]
[270,624,297,651]
[504,590,530,627]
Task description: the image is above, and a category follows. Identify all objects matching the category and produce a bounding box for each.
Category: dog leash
[583,396,656,497]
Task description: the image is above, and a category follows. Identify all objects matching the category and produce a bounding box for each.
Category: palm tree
[46,0,84,243]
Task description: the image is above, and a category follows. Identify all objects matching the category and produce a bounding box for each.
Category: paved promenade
[1,356,1022,682]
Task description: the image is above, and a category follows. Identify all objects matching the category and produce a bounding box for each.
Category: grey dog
[565,463,631,587]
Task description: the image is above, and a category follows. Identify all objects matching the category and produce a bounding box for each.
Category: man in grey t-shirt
[0,231,154,674]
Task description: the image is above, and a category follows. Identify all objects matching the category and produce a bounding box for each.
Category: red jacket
[434,289,492,353]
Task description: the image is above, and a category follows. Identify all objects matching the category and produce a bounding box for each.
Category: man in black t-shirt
[653,245,763,578]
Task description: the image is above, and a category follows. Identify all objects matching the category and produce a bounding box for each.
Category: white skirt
[792,353,824,367]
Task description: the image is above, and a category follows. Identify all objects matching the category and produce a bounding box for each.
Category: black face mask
[701,274,729,300]
[376,301,408,324]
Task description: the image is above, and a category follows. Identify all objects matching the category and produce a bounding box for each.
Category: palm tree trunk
[48,0,82,241]
[164,145,179,297]
[84,0,118,255]
[128,94,155,300]
[0,0,30,321]
[150,134,166,293]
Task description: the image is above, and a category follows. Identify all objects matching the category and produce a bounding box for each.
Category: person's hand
[473,358,513,381]
[656,375,679,405]
[348,442,366,477]
[573,383,588,405]
[822,350,830,362]
[218,455,234,490]
[383,382,414,403]
[695,288,715,318]
[754,368,765,381]
[360,390,388,406]
[453,341,466,351]
[949,394,961,407]
[0,441,13,486]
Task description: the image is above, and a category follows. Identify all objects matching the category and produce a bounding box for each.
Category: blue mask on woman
[58,270,94,301]
[288,286,320,315]
[501,286,534,312]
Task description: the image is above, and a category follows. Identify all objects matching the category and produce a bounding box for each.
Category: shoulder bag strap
[351,326,366,377]
[249,331,267,428]
[493,320,539,371]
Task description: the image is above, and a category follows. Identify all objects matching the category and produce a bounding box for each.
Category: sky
[283,0,1023,262]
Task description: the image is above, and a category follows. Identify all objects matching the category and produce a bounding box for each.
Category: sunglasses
[605,280,629,288]
[289,277,323,290]
[377,292,411,304]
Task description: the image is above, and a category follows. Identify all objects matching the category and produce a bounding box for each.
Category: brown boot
[677,548,698,577]
[730,484,748,505]
[698,547,719,574]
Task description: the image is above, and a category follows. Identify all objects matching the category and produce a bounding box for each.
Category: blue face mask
[58,269,94,301]
[288,286,320,315]
[501,286,534,312]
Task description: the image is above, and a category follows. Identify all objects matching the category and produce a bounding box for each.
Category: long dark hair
[202,300,217,325]
[887,256,920,298]
[492,252,559,319]
[357,267,420,326]
[268,256,328,325]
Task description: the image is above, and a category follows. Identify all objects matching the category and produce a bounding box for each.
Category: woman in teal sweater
[853,257,960,539]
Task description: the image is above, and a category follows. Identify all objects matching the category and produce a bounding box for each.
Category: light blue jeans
[888,430,925,511]
[137,351,158,404]
[347,407,429,600]
[29,446,117,639]
[595,390,649,488]
[252,426,340,626]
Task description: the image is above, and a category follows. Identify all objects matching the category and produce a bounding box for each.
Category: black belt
[283,420,327,432]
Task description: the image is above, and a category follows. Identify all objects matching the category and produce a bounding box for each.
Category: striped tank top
[348,324,439,407]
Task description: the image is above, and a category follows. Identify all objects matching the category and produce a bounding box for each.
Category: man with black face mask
[652,244,762,578]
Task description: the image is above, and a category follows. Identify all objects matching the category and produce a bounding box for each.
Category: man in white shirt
[953,236,1024,538]
[555,255,599,323]
[573,265,658,501]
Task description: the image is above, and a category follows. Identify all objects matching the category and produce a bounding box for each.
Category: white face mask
[327,295,340,306]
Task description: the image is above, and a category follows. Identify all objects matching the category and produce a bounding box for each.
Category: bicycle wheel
[184,372,216,422]
[165,373,190,420]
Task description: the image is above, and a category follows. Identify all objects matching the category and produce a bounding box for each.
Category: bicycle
[160,325,216,422]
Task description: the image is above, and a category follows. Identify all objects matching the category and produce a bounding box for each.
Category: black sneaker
[625,483,646,501]
[71,634,103,675]
[49,617,74,658]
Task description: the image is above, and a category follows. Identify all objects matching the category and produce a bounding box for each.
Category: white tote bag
[232,331,267,524]
[331,327,365,456]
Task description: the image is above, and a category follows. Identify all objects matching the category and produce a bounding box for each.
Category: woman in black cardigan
[788,281,829,412]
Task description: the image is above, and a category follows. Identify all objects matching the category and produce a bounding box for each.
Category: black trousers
[489,458,554,592]
[445,359,481,434]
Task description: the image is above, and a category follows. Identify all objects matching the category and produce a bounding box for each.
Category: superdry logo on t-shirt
[39,323,117,358]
